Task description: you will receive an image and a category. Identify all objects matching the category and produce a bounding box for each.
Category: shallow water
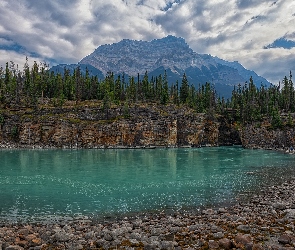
[0,146,294,223]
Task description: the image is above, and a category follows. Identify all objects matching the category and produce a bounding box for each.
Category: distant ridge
[51,35,271,98]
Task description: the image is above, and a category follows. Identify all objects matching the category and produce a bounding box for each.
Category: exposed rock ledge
[0,104,240,149]
[240,123,295,152]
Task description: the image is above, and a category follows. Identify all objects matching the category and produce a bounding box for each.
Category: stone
[208,240,219,249]
[252,243,264,250]
[150,227,162,236]
[202,209,215,215]
[30,246,43,250]
[104,233,113,241]
[84,231,95,240]
[40,231,51,241]
[129,239,139,245]
[130,232,142,240]
[95,239,106,248]
[113,227,128,237]
[278,234,291,245]
[66,243,84,250]
[6,246,24,250]
[144,243,155,250]
[213,232,224,239]
[52,230,72,242]
[237,224,251,233]
[218,238,233,250]
[160,241,174,250]
[243,207,252,213]
[245,243,253,250]
[17,229,30,236]
[188,225,200,231]
[164,233,175,241]
[235,234,252,246]
[147,241,160,249]
[284,209,295,220]
[26,234,37,241]
[218,208,228,213]
[273,202,287,210]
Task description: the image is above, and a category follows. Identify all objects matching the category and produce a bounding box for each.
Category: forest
[0,59,294,128]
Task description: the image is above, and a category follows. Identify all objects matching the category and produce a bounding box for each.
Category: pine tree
[74,67,82,102]
[142,71,150,101]
[127,76,136,101]
[4,62,10,97]
[160,71,169,105]
[179,73,189,104]
[0,66,4,103]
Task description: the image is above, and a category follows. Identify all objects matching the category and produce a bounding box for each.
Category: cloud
[264,38,295,49]
[0,0,294,83]
[241,48,295,84]
[236,0,266,9]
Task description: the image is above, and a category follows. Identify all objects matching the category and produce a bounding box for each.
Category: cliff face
[0,104,240,149]
[240,124,295,150]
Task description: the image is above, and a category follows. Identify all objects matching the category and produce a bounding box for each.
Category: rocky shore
[1,177,295,250]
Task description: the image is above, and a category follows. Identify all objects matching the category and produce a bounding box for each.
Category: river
[0,146,294,223]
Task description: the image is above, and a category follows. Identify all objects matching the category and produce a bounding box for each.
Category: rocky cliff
[0,103,240,149]
[3,103,295,150]
[240,124,295,150]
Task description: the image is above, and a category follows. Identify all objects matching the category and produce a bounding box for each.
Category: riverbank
[1,177,295,249]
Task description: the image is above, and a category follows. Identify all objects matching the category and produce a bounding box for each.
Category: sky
[0,0,294,84]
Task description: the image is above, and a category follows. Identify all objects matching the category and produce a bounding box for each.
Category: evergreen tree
[160,71,169,105]
[4,62,10,97]
[114,75,122,103]
[0,66,4,103]
[179,73,189,104]
[127,76,136,101]
[142,71,150,101]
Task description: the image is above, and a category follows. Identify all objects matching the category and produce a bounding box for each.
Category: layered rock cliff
[0,103,240,149]
[3,103,295,150]
[240,124,295,150]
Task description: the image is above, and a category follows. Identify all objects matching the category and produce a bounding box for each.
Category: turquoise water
[0,147,294,223]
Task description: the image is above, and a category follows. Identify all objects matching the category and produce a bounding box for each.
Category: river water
[0,146,294,223]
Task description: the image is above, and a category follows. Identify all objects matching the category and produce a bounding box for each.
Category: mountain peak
[156,35,185,43]
[53,35,272,98]
[80,35,195,75]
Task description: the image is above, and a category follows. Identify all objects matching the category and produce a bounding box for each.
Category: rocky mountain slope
[52,35,270,98]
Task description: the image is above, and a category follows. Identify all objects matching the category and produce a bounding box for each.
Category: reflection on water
[0,147,295,222]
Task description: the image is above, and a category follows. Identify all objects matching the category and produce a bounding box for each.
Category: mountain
[50,63,104,79]
[52,35,271,98]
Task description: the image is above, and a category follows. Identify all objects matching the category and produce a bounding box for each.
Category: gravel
[1,178,295,249]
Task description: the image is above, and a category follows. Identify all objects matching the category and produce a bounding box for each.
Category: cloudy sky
[0,0,294,84]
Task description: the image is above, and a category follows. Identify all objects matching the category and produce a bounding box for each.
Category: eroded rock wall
[240,124,295,150]
[0,105,240,148]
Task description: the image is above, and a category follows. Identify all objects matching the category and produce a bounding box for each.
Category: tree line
[0,60,293,127]
[229,71,294,128]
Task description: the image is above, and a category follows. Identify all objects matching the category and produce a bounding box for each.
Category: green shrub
[11,126,19,140]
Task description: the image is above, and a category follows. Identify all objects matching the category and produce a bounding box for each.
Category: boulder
[218,238,233,250]
[278,234,291,245]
